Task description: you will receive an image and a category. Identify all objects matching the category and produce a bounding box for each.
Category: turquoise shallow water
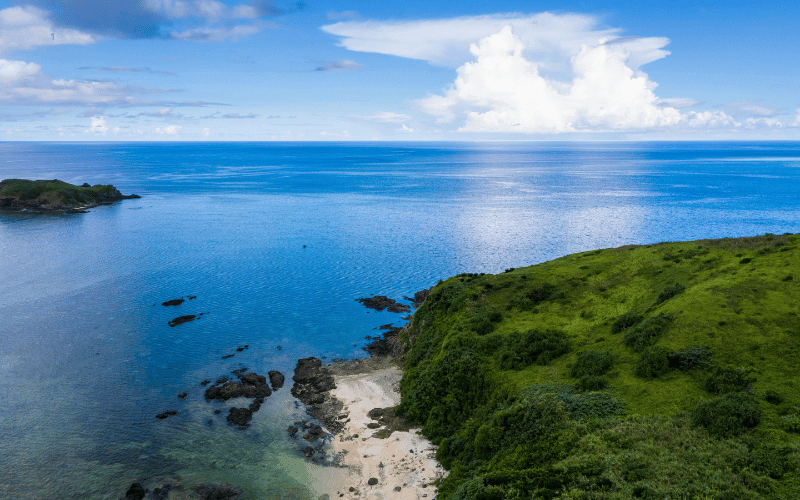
[1,141,799,499]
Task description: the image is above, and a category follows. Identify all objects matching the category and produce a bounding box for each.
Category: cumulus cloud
[155,124,181,134]
[416,27,684,133]
[745,117,782,129]
[314,60,363,72]
[790,109,800,127]
[0,59,42,82]
[87,116,109,134]
[0,6,94,52]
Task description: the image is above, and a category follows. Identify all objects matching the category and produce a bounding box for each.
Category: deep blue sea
[1,141,799,499]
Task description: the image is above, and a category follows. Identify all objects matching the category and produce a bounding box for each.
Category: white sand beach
[319,367,447,500]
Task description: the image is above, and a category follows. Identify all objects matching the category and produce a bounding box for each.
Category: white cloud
[0,6,94,53]
[0,59,41,82]
[683,111,740,128]
[203,127,210,136]
[399,123,414,132]
[790,109,800,127]
[322,12,624,70]
[745,117,782,129]
[87,116,109,134]
[417,27,683,133]
[656,97,702,109]
[350,111,412,123]
[155,124,181,134]
[320,130,351,138]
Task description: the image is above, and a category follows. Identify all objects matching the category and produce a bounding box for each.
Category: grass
[0,178,123,208]
[397,233,800,499]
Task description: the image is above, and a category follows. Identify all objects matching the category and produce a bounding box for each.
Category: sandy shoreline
[317,367,447,500]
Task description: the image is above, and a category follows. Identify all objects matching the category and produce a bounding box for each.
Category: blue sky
[0,0,798,140]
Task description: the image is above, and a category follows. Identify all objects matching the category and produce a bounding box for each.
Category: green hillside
[396,233,800,499]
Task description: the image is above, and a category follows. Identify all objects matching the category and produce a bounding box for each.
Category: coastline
[319,365,447,500]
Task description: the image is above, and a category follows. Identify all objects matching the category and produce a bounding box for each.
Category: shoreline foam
[319,367,446,500]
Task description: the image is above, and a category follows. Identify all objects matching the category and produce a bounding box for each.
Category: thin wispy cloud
[315,60,363,72]
[79,66,177,76]
[349,112,411,123]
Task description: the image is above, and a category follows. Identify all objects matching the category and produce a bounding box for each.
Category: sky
[0,0,798,141]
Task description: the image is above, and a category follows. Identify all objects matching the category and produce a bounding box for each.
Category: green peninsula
[396,233,800,499]
[0,178,139,212]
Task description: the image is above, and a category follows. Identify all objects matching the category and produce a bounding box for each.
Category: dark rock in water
[162,299,184,306]
[227,407,253,427]
[194,483,242,500]
[288,425,299,438]
[125,482,147,500]
[356,294,411,313]
[248,397,264,412]
[201,379,211,386]
[168,315,196,327]
[221,354,234,359]
[156,411,177,419]
[205,372,272,401]
[216,376,229,385]
[188,295,197,300]
[268,370,285,390]
[301,446,315,458]
[178,392,187,399]
[214,409,221,414]
[387,302,410,313]
[231,367,248,377]
[303,423,326,442]
[152,484,172,500]
[291,358,344,434]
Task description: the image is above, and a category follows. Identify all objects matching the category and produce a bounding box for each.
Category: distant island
[0,179,140,213]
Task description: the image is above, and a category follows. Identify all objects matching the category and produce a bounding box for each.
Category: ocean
[1,141,799,499]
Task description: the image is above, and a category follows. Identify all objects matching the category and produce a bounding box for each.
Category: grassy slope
[0,179,122,208]
[397,233,800,499]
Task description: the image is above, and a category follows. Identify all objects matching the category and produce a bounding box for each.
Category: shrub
[634,346,671,379]
[623,314,672,352]
[575,375,610,392]
[764,389,783,405]
[520,383,625,422]
[468,308,497,335]
[749,448,785,479]
[668,345,712,370]
[611,311,643,333]
[570,351,614,378]
[703,366,756,395]
[497,329,570,370]
[691,393,761,438]
[655,283,686,304]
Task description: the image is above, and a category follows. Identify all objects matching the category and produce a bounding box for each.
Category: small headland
[0,178,140,213]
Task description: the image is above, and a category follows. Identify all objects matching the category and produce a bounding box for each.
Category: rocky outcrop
[204,372,272,401]
[168,315,196,327]
[290,357,344,434]
[356,296,411,313]
[268,370,285,390]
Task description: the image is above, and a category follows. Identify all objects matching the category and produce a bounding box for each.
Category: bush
[497,329,570,370]
[623,314,672,352]
[612,311,643,333]
[749,448,785,479]
[655,283,686,304]
[764,389,783,405]
[575,375,610,392]
[520,383,626,422]
[468,308,498,336]
[703,366,756,395]
[668,345,712,370]
[691,393,761,438]
[570,350,614,378]
[634,346,671,379]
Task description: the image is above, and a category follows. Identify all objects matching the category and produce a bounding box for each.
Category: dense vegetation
[0,178,124,208]
[396,233,800,499]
